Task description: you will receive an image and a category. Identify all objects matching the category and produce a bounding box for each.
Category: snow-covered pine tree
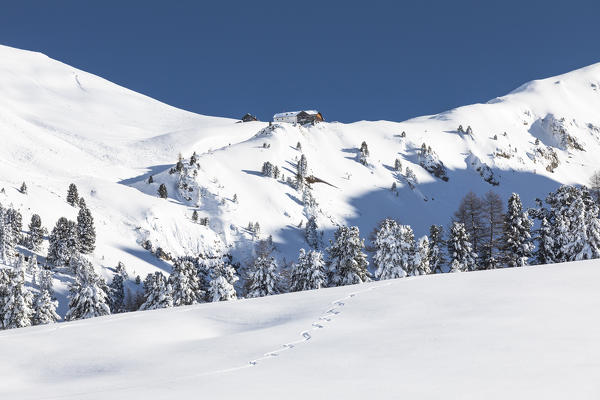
[0,268,9,329]
[501,193,533,268]
[289,248,327,292]
[14,253,26,274]
[296,154,308,189]
[372,218,406,280]
[108,274,125,313]
[206,257,238,302]
[414,236,431,275]
[20,182,27,194]
[47,217,78,267]
[399,224,418,276]
[27,255,40,285]
[169,258,204,306]
[115,261,128,280]
[76,204,96,254]
[358,141,369,165]
[139,272,173,310]
[327,226,369,286]
[428,225,446,273]
[5,208,23,247]
[3,269,34,329]
[66,183,79,206]
[32,274,60,326]
[65,254,111,321]
[448,222,478,272]
[158,183,168,199]
[26,214,45,251]
[208,276,236,302]
[192,210,199,222]
[305,216,320,249]
[535,215,556,265]
[559,188,600,261]
[0,207,16,265]
[297,154,308,179]
[245,254,281,298]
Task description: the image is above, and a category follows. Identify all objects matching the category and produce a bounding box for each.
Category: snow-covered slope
[131,61,600,260]
[2,260,599,399]
[1,44,600,311]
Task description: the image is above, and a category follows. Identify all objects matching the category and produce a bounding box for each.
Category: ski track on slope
[40,281,395,400]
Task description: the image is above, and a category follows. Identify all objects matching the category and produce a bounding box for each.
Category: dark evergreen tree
[358,141,369,165]
[108,274,125,313]
[192,210,199,222]
[20,182,27,194]
[261,161,275,177]
[66,183,79,206]
[76,204,96,254]
[326,226,369,286]
[158,183,168,199]
[394,158,402,171]
[148,175,154,184]
[47,217,78,267]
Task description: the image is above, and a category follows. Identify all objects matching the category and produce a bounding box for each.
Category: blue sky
[1,0,599,122]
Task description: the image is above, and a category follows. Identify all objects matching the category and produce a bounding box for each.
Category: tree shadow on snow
[118,246,173,274]
[118,164,172,185]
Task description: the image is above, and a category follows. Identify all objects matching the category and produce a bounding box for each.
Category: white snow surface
[2,260,600,399]
[1,43,600,311]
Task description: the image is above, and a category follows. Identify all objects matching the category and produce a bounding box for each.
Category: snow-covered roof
[273,110,320,119]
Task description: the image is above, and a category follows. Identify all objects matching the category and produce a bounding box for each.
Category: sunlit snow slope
[1,261,599,399]
[1,43,600,311]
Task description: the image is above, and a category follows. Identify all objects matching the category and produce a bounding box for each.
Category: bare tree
[481,191,504,268]
[453,191,484,257]
[589,170,600,203]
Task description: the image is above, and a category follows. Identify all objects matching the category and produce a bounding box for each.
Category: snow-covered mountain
[2,259,599,399]
[1,44,599,309]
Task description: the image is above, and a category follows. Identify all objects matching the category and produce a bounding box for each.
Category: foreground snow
[2,260,599,399]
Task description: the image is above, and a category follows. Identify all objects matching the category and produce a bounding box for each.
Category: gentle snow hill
[1,43,600,315]
[1,260,599,399]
